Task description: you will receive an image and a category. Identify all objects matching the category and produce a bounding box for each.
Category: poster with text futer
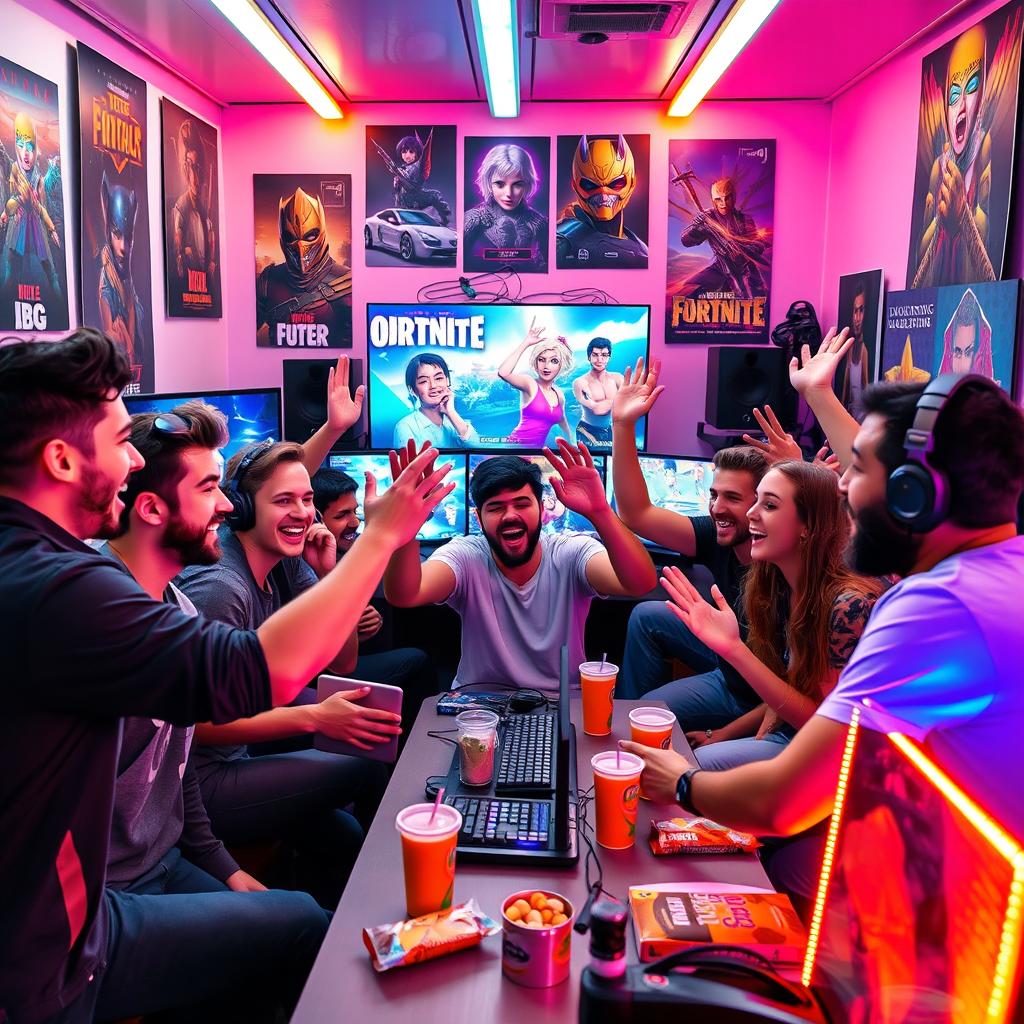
[77,43,154,394]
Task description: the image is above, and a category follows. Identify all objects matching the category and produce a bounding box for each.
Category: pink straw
[429,786,445,825]
[600,652,607,671]
[616,748,621,770]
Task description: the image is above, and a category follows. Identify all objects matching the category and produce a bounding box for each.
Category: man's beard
[483,520,542,569]
[79,464,123,540]
[163,513,222,566]
[847,500,922,578]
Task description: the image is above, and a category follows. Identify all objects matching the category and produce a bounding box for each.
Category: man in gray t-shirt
[384,441,657,690]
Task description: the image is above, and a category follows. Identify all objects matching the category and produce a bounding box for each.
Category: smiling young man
[573,336,623,450]
[611,358,771,739]
[384,439,656,691]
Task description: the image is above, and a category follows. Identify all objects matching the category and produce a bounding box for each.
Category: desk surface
[293,698,772,1023]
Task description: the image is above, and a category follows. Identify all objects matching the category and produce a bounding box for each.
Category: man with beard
[384,440,656,691]
[837,280,870,417]
[622,359,1024,907]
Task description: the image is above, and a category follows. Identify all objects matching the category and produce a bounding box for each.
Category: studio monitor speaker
[705,346,790,432]
[282,358,365,450]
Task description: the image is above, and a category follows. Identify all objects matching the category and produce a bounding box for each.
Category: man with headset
[623,334,1024,904]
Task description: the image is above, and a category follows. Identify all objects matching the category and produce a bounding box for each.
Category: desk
[293,698,773,1023]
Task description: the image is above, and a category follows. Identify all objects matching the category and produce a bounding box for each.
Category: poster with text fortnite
[906,0,1022,288]
[367,303,649,451]
[0,56,69,332]
[77,44,153,393]
[462,136,549,274]
[254,173,352,349]
[666,139,775,344]
[364,125,456,267]
[161,99,220,318]
[555,133,649,270]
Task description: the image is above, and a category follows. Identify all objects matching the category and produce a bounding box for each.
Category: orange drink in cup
[590,750,643,849]
[628,707,676,799]
[580,660,618,736]
[395,803,462,917]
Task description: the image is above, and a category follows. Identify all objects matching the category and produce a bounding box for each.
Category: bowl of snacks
[501,890,575,987]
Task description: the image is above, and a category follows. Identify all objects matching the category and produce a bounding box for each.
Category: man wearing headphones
[623,336,1024,906]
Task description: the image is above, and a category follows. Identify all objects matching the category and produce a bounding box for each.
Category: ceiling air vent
[537,1,691,40]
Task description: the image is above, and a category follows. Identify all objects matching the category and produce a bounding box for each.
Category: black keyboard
[495,713,555,793]
[449,795,552,848]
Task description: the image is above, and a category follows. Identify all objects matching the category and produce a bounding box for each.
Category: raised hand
[543,438,607,519]
[812,445,841,474]
[326,355,366,434]
[524,315,546,348]
[364,444,455,549]
[611,357,664,426]
[789,327,854,396]
[302,521,337,579]
[741,405,802,464]
[661,565,740,658]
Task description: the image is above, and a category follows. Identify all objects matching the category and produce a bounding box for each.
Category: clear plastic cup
[579,660,618,736]
[455,709,499,786]
[590,750,643,849]
[395,802,462,917]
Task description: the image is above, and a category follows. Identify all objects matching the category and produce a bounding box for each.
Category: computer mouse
[508,689,547,713]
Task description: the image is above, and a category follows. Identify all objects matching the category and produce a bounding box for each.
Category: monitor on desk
[605,453,713,522]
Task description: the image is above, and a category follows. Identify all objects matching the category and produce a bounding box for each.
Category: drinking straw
[600,652,607,671]
[429,786,445,825]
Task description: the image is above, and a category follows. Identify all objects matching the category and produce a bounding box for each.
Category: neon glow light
[471,0,520,118]
[668,0,782,117]
[207,0,343,119]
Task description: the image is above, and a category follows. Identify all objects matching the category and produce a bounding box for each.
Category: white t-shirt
[429,532,605,691]
[817,537,1024,835]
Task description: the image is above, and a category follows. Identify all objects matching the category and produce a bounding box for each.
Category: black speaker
[282,358,365,450]
[705,346,790,431]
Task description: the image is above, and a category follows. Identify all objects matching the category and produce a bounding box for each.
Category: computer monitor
[366,302,650,452]
[467,452,607,536]
[605,453,714,520]
[327,451,468,543]
[123,388,282,463]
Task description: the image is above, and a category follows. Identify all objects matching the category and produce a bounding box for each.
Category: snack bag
[648,816,761,855]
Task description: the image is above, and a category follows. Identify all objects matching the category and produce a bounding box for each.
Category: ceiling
[65,0,963,109]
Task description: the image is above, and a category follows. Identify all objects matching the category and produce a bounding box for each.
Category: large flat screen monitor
[327,452,468,543]
[605,453,714,519]
[366,303,650,452]
[468,452,606,537]
[123,388,282,463]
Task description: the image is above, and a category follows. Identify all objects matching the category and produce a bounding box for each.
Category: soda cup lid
[579,661,618,677]
[628,706,676,729]
[591,750,644,778]
[395,802,462,838]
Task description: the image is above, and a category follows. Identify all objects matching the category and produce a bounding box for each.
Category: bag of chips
[648,816,761,855]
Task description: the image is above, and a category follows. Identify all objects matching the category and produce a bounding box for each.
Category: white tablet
[313,674,403,764]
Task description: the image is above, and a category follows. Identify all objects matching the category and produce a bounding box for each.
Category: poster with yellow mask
[907,0,1023,289]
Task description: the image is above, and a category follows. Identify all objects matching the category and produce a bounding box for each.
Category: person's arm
[610,358,697,555]
[573,377,601,414]
[301,356,365,475]
[384,542,457,607]
[301,522,358,675]
[178,758,241,883]
[437,393,476,443]
[686,704,767,749]
[497,318,544,393]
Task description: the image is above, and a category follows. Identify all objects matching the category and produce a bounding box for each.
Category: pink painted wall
[220,101,832,453]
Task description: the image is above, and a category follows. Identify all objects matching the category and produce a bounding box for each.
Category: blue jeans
[96,848,329,1022]
[694,729,792,770]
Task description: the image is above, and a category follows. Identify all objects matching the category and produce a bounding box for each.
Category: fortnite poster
[906,0,1023,288]
[666,139,775,344]
[555,133,649,270]
[0,57,69,332]
[364,125,456,267]
[253,173,352,349]
[160,99,220,318]
[834,269,884,418]
[463,136,549,274]
[77,44,153,393]
[366,303,649,451]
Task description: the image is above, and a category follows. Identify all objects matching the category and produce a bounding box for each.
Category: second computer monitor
[605,453,714,520]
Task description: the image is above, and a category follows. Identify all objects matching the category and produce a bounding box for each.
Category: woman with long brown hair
[660,459,883,770]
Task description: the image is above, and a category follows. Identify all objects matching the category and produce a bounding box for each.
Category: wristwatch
[675,767,703,816]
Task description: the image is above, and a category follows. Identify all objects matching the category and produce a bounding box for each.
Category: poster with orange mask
[906,0,1023,289]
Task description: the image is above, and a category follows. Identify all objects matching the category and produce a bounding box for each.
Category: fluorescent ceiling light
[472,0,520,117]
[668,0,782,117]
[208,0,343,119]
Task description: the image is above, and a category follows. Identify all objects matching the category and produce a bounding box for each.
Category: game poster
[463,136,550,274]
[253,173,352,349]
[160,99,220,318]
[554,133,649,270]
[834,269,884,418]
[882,287,937,385]
[906,0,1023,289]
[77,44,154,393]
[0,56,69,332]
[364,124,456,267]
[666,139,775,344]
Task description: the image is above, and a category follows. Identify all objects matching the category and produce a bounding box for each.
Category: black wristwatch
[675,768,703,816]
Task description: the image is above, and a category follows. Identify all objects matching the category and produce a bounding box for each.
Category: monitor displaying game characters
[123,388,282,463]
[605,453,714,520]
[327,452,468,543]
[467,452,607,537]
[366,303,650,453]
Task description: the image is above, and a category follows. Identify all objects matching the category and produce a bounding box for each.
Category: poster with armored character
[0,55,69,332]
[253,173,352,349]
[364,125,456,266]
[78,43,154,393]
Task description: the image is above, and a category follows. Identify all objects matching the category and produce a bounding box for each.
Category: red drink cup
[395,803,462,918]
[580,660,618,736]
[590,750,643,849]
[628,706,676,799]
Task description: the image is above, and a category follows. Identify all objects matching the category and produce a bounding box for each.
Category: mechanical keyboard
[449,795,552,848]
[495,712,555,793]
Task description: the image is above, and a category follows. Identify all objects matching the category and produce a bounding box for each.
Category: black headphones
[886,373,992,532]
[224,439,276,532]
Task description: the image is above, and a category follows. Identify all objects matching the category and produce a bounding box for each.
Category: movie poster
[906,0,1023,288]
[463,136,549,274]
[554,133,649,270]
[0,57,69,333]
[253,173,352,349]
[881,287,937,385]
[77,44,153,393]
[160,99,220,318]
[364,125,456,267]
[666,139,775,344]
[834,269,884,418]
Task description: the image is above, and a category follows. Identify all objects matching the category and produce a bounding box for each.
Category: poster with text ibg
[666,139,775,344]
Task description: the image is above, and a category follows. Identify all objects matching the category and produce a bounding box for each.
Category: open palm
[660,566,739,657]
[612,357,664,425]
[327,355,365,433]
[789,327,854,396]
[543,439,606,518]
